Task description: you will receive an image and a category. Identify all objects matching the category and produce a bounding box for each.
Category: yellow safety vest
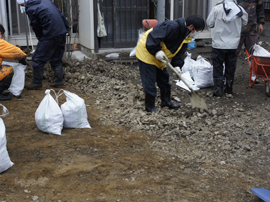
[136,28,191,70]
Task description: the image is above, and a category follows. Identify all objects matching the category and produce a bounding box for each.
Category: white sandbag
[252,44,270,57]
[130,28,145,57]
[193,55,214,88]
[60,90,91,129]
[182,52,195,79]
[2,61,26,96]
[175,71,200,92]
[35,89,63,135]
[0,104,14,173]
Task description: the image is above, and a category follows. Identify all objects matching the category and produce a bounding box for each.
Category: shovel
[162,58,208,111]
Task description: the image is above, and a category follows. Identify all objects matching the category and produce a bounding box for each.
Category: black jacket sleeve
[145,19,189,68]
[26,9,42,40]
[60,12,69,32]
[145,21,180,56]
[171,43,187,68]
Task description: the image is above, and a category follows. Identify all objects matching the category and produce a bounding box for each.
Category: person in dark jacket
[236,0,265,82]
[17,0,69,89]
[136,15,205,113]
[237,0,265,54]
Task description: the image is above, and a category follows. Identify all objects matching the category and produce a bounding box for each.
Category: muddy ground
[1,39,270,202]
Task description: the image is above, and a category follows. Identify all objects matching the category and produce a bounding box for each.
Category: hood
[216,0,237,5]
[26,0,41,7]
[17,0,25,4]
[175,18,190,37]
[222,1,243,23]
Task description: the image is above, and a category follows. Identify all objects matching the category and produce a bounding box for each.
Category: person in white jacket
[207,0,248,96]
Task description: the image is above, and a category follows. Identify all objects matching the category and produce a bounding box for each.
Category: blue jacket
[26,0,69,40]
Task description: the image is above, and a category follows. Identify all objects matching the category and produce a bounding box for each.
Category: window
[264,0,270,21]
[173,0,209,21]
[6,0,78,37]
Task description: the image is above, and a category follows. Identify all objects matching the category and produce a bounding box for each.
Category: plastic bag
[97,1,107,37]
[105,53,119,58]
[0,104,14,173]
[187,39,196,50]
[193,55,214,88]
[35,89,63,135]
[175,71,200,92]
[252,44,270,57]
[130,28,145,57]
[2,61,27,96]
[182,52,196,79]
[59,90,91,129]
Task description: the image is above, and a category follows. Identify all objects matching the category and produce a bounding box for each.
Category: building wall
[0,0,223,52]
[78,0,95,52]
[170,0,219,39]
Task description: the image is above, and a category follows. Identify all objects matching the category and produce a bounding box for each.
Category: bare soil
[1,39,270,202]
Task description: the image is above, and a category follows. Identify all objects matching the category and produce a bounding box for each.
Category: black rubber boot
[0,94,12,101]
[51,64,64,87]
[224,80,233,95]
[25,67,43,90]
[0,73,13,100]
[145,93,157,113]
[212,78,224,96]
[160,89,180,109]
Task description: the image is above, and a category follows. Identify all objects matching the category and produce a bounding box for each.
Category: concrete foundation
[262,22,270,37]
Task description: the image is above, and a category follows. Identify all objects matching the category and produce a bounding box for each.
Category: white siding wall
[78,0,95,51]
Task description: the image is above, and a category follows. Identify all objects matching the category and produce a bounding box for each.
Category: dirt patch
[1,40,270,202]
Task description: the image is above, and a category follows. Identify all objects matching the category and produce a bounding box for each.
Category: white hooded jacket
[206,0,248,49]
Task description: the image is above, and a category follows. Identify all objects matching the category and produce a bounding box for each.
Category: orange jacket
[0,65,14,81]
[0,39,26,64]
[0,39,26,81]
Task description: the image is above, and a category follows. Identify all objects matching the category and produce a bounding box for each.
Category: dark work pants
[32,34,66,70]
[0,73,13,94]
[236,35,259,55]
[138,59,171,97]
[211,48,237,82]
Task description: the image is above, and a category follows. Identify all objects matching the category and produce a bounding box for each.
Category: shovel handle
[161,59,195,93]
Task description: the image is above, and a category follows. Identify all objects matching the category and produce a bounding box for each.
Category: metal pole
[170,0,174,20]
[24,13,29,49]
[157,0,165,24]
[0,0,8,39]
[182,0,185,18]
[8,0,13,36]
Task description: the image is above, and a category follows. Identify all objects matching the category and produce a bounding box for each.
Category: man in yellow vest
[136,15,205,113]
[0,24,27,100]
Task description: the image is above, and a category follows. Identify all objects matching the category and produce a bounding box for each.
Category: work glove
[18,56,29,66]
[174,66,182,75]
[155,50,167,61]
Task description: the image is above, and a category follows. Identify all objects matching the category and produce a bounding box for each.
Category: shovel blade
[189,91,208,111]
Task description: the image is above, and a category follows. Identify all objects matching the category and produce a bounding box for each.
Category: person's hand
[18,57,29,66]
[174,66,182,75]
[259,24,263,34]
[155,50,167,61]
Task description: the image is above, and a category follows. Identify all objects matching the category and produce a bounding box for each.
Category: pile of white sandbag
[176,53,214,91]
[35,89,91,135]
[252,44,270,57]
[2,61,27,97]
[0,104,14,173]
